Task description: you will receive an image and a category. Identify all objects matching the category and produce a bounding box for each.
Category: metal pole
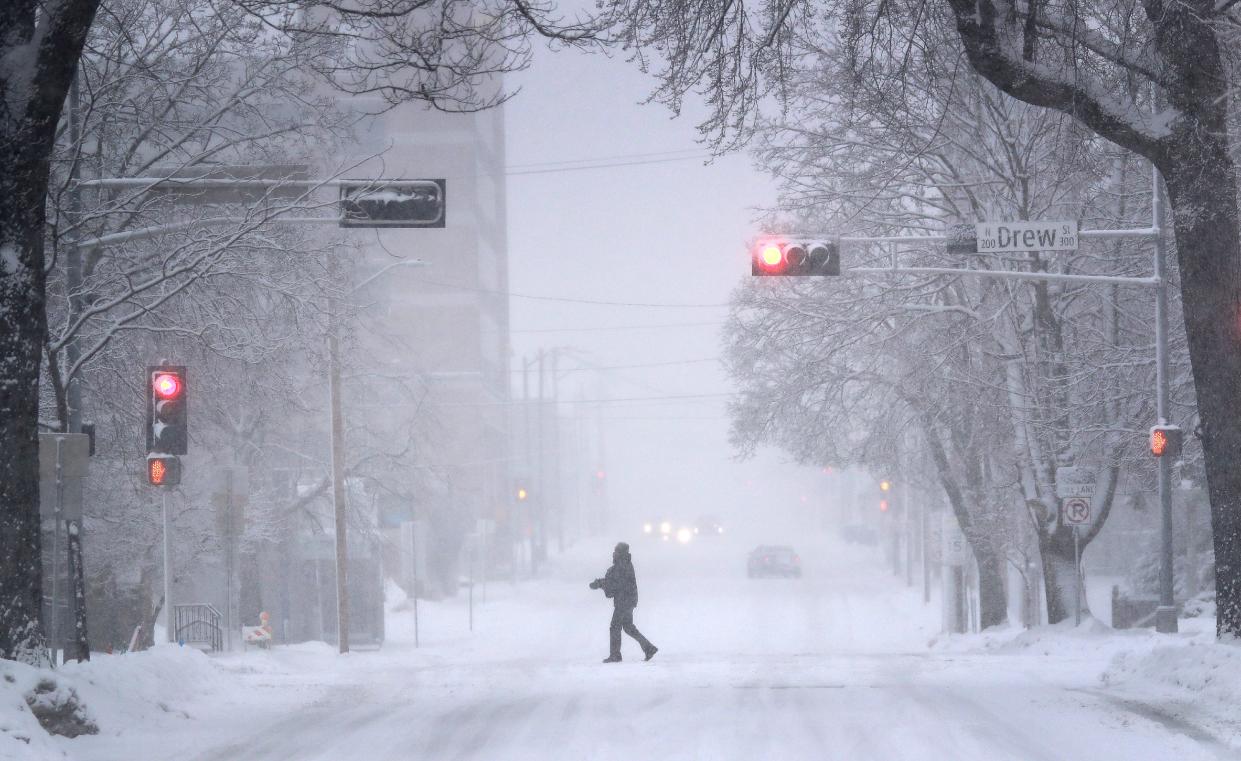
[51,439,64,663]
[328,295,351,653]
[552,351,563,554]
[903,481,913,587]
[1152,165,1178,634]
[921,497,931,604]
[536,349,546,569]
[1073,526,1082,627]
[163,491,173,643]
[411,519,419,648]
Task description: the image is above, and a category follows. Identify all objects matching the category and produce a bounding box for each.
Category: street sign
[1055,466,1097,499]
[975,221,1078,253]
[941,513,969,565]
[1062,497,1091,526]
[38,433,91,481]
[945,223,978,255]
[339,180,445,228]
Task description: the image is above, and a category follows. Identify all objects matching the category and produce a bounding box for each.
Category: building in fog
[342,95,514,596]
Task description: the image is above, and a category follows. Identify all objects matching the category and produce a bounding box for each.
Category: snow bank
[1102,637,1241,745]
[1,645,232,759]
[0,659,79,760]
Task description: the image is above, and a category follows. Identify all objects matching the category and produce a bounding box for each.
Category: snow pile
[1102,639,1241,733]
[1,644,233,759]
[929,616,1125,655]
[1,655,108,759]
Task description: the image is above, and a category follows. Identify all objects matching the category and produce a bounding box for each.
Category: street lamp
[327,257,426,654]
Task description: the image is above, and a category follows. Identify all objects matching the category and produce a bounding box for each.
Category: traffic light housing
[1150,425,1183,458]
[751,239,840,276]
[147,454,181,486]
[147,366,188,455]
[339,180,445,228]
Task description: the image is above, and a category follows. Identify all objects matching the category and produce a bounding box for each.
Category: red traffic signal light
[751,238,840,276]
[147,366,188,455]
[1150,425,1183,458]
[147,454,181,486]
[879,499,889,513]
[153,372,183,399]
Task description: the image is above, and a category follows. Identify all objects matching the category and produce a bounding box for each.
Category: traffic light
[339,180,445,228]
[147,454,181,486]
[879,480,891,492]
[879,499,889,513]
[751,238,840,276]
[1150,425,1183,458]
[147,366,187,455]
[516,485,529,502]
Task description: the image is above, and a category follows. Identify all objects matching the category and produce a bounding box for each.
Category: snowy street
[52,535,1230,761]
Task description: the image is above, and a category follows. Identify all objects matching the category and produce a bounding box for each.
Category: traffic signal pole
[1152,168,1178,634]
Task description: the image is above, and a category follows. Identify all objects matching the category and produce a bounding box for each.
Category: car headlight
[676,527,692,544]
[659,521,671,535]
[643,523,653,534]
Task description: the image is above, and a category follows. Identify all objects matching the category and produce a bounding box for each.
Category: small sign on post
[1062,497,1091,526]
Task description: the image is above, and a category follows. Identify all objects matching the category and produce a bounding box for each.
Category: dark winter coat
[599,554,638,609]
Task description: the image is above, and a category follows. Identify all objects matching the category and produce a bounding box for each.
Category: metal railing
[173,603,223,652]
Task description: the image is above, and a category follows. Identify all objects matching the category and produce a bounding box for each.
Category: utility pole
[522,355,533,575]
[535,349,546,569]
[328,278,350,654]
[551,351,563,554]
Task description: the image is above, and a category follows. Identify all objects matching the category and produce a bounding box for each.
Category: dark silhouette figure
[590,542,657,663]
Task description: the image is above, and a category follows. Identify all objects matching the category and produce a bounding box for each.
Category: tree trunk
[1162,148,1241,640]
[0,149,53,663]
[1039,528,1085,624]
[974,544,1008,629]
[0,0,103,662]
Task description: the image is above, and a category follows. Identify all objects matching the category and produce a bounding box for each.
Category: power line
[434,391,733,407]
[505,148,709,170]
[512,321,722,333]
[507,357,720,373]
[412,277,729,309]
[505,154,713,177]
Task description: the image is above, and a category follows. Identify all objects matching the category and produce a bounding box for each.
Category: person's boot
[643,645,658,661]
[602,655,622,663]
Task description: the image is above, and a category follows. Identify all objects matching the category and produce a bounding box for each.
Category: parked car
[747,545,802,578]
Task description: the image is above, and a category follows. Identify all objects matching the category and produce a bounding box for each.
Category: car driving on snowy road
[746,545,802,578]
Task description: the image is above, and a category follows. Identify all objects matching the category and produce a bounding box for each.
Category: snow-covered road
[73,535,1232,760]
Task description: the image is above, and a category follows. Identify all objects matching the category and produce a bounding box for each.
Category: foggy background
[505,44,829,540]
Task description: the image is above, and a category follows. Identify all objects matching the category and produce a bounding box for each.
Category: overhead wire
[411,276,729,309]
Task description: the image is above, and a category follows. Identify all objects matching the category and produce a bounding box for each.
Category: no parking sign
[1062,497,1090,526]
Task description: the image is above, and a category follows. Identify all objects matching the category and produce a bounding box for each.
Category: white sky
[504,43,839,536]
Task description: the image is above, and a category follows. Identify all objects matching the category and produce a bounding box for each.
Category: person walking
[590,542,657,663]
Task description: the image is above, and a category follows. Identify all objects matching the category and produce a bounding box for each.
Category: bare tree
[0,0,604,661]
[612,0,1241,637]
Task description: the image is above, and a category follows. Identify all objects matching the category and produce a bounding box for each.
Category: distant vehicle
[840,524,878,546]
[694,515,724,537]
[643,519,674,541]
[747,545,802,578]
